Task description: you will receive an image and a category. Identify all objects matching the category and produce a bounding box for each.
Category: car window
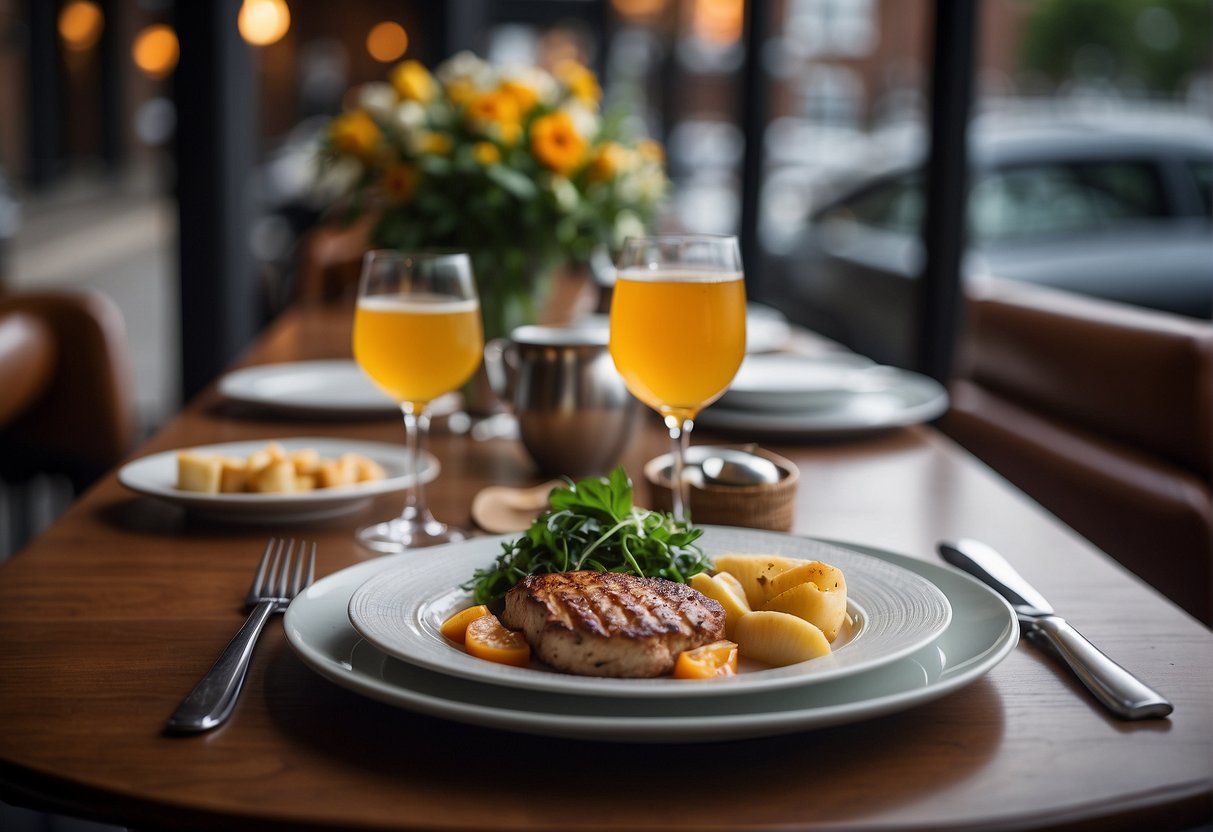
[819,176,923,233]
[1186,158,1213,217]
[970,160,1169,242]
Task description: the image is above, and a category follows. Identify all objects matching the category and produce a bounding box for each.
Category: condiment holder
[643,445,799,531]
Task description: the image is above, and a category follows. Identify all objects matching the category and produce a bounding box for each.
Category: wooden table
[1,305,1210,832]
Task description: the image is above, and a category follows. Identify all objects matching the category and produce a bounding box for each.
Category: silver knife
[938,539,1173,720]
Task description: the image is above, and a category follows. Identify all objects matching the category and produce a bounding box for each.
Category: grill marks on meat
[501,571,726,678]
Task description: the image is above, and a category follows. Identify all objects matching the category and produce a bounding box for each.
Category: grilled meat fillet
[501,571,726,678]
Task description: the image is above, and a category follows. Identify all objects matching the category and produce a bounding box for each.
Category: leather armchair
[940,277,1213,624]
[0,290,137,490]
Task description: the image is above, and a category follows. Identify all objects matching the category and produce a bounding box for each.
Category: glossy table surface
[1,304,1210,832]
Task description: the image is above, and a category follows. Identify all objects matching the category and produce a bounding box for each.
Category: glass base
[356,515,468,553]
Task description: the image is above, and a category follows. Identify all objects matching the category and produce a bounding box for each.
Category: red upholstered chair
[940,277,1213,624]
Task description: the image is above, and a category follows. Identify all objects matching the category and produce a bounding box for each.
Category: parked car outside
[776,109,1213,366]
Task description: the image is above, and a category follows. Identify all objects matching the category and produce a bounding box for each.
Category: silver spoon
[700,448,781,486]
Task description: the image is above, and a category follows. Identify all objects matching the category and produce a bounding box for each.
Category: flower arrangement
[316,51,669,340]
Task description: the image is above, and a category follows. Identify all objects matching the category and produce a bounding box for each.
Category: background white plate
[719,353,878,412]
[346,528,951,698]
[285,539,1016,742]
[219,360,395,416]
[118,437,437,522]
[219,360,462,419]
[699,368,948,439]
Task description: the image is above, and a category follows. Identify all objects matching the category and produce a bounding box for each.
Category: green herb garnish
[463,467,711,610]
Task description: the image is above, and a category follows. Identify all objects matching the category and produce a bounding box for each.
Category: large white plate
[345,529,951,698]
[719,353,878,412]
[117,437,437,523]
[218,360,462,419]
[698,368,948,439]
[285,538,1017,742]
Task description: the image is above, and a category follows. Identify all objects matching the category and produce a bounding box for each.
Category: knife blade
[939,539,1173,720]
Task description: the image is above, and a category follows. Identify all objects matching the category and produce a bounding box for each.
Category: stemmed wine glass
[353,250,484,551]
[608,235,746,522]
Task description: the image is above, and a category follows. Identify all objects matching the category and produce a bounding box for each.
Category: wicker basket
[643,446,799,531]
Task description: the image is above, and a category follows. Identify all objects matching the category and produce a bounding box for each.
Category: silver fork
[166,538,316,734]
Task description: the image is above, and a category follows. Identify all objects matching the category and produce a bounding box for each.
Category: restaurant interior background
[0,0,1209,829]
[0,4,1209,538]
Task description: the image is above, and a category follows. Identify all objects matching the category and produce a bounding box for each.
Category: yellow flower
[418,131,453,156]
[381,163,419,202]
[498,121,522,146]
[587,142,631,182]
[530,111,586,175]
[637,138,665,164]
[329,110,381,160]
[390,60,435,103]
[473,141,501,165]
[445,77,478,108]
[556,60,601,105]
[498,79,539,115]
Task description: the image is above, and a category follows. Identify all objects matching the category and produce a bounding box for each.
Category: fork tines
[247,538,317,603]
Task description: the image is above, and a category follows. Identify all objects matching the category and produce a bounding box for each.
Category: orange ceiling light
[132,24,179,79]
[691,0,744,45]
[367,21,409,63]
[59,0,104,52]
[239,0,291,47]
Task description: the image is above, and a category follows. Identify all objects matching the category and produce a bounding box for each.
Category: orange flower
[467,90,521,128]
[498,79,539,115]
[390,60,435,103]
[556,60,601,105]
[329,110,381,160]
[530,111,586,175]
[380,163,418,202]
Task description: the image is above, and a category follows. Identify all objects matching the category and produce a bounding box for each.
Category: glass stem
[664,414,693,524]
[399,402,432,522]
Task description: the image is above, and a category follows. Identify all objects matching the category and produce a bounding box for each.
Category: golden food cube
[294,474,317,492]
[247,459,296,493]
[290,448,321,475]
[314,457,357,489]
[218,458,249,494]
[345,452,386,482]
[177,451,222,493]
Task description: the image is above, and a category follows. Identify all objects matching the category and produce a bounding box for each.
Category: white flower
[310,156,362,202]
[357,82,397,120]
[613,210,646,247]
[560,102,600,140]
[393,100,427,134]
[436,50,495,88]
[547,175,580,212]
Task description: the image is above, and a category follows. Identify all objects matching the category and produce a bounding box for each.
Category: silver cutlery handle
[1031,616,1173,720]
[166,600,277,734]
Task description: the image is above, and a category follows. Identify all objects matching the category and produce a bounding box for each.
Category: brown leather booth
[940,277,1213,625]
[0,290,137,489]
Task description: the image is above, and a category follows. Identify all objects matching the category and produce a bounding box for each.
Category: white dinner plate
[718,353,878,412]
[699,368,949,439]
[117,437,437,523]
[218,360,462,419]
[345,528,951,698]
[285,538,1017,742]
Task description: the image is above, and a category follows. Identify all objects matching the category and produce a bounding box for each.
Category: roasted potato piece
[734,610,831,667]
[711,554,808,608]
[177,451,222,493]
